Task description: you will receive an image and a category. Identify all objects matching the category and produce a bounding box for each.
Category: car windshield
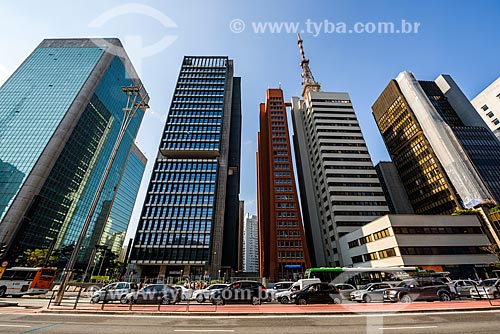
[479,280,497,287]
[397,280,416,288]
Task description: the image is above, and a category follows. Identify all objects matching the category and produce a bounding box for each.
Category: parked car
[291,282,342,305]
[470,279,500,299]
[334,283,356,300]
[275,278,321,304]
[451,280,478,298]
[192,284,228,303]
[211,280,266,305]
[350,282,395,303]
[173,285,193,301]
[266,281,294,302]
[383,278,453,303]
[124,284,181,304]
[90,282,138,304]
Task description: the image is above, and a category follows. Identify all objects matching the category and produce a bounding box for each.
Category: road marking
[379,326,438,330]
[19,323,62,333]
[0,324,32,328]
[173,330,235,332]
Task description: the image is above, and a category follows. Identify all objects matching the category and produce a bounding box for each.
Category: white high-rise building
[471,77,500,140]
[291,35,389,267]
[243,214,259,272]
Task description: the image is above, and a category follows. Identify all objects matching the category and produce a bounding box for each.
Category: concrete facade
[471,77,500,141]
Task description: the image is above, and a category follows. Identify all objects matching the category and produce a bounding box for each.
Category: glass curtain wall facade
[257,88,311,281]
[0,39,148,267]
[130,56,241,282]
[373,73,500,214]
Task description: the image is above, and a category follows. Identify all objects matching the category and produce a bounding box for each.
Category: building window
[493,119,500,126]
[378,248,397,259]
[487,111,494,118]
[351,255,363,263]
[481,104,489,111]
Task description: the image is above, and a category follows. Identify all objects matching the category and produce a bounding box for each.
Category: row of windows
[392,226,483,235]
[164,133,220,141]
[149,182,215,193]
[162,142,219,150]
[351,247,397,264]
[154,161,217,171]
[399,246,487,255]
[167,118,221,125]
[143,206,214,218]
[278,251,304,259]
[147,194,214,205]
[139,218,212,231]
[276,202,295,208]
[277,230,301,238]
[132,247,209,263]
[137,232,211,246]
[332,201,387,206]
[277,240,303,248]
[277,220,299,228]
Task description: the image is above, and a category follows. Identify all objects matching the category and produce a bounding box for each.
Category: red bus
[0,267,56,297]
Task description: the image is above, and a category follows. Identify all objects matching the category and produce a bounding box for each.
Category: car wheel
[493,292,500,299]
[213,297,225,306]
[280,296,289,304]
[298,298,307,305]
[0,286,6,297]
[120,295,128,304]
[333,297,342,304]
[400,294,412,303]
[251,296,261,305]
[363,294,372,303]
[439,292,451,302]
[161,298,171,305]
[90,296,100,304]
[128,297,135,305]
[196,294,205,303]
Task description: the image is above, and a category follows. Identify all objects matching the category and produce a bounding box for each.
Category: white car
[470,279,500,299]
[192,284,228,303]
[275,278,321,304]
[173,285,193,301]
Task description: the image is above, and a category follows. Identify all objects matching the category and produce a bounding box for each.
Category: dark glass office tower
[0,39,148,267]
[130,56,241,282]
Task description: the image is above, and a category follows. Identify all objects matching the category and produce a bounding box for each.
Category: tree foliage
[15,248,57,267]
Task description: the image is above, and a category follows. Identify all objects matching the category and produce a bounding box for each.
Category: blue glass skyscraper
[130,56,241,281]
[0,39,149,267]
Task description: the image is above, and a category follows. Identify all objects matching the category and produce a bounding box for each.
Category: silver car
[91,282,138,304]
[451,279,478,298]
[192,284,228,303]
[350,282,394,303]
[470,279,500,299]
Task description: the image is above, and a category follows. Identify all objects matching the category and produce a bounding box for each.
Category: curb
[0,302,19,307]
[39,306,500,316]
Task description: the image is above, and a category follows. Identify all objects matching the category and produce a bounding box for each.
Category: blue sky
[1,0,500,241]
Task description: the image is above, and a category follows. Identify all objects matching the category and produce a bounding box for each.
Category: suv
[211,280,267,305]
[266,281,294,302]
[383,278,453,303]
[91,282,138,304]
[292,282,342,305]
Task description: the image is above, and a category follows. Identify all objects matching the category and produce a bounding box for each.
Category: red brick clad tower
[257,88,311,281]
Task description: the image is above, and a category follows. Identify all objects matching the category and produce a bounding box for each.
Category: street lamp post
[54,86,148,305]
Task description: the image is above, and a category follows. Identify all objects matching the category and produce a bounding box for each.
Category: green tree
[451,208,479,216]
[15,248,57,267]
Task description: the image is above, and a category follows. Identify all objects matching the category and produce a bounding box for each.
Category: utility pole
[54,86,148,305]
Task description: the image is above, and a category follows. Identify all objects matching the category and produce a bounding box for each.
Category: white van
[275,278,321,304]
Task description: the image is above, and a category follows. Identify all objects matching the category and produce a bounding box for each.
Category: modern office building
[130,56,241,282]
[0,38,148,267]
[372,72,500,215]
[99,143,147,256]
[243,214,259,273]
[291,35,388,267]
[375,162,414,214]
[338,214,499,279]
[471,77,500,140]
[257,88,311,281]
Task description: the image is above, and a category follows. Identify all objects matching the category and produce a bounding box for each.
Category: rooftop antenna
[297,34,321,98]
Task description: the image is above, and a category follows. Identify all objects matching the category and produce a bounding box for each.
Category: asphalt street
[0,310,500,333]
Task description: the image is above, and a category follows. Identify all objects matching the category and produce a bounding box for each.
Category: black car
[211,280,267,305]
[383,278,453,303]
[292,282,342,305]
[124,284,181,305]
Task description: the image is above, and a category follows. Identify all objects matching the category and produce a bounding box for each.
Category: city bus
[0,267,57,297]
[304,267,419,288]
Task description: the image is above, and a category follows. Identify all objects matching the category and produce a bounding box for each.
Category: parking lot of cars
[84,277,500,307]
